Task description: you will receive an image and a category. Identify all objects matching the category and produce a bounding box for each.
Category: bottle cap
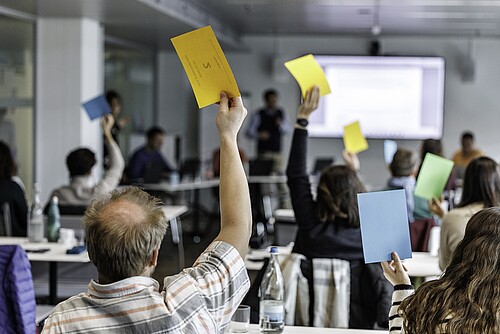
[52,196,59,205]
[269,246,278,254]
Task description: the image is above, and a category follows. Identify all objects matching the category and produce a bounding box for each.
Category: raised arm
[286,86,320,230]
[94,115,125,195]
[214,92,252,258]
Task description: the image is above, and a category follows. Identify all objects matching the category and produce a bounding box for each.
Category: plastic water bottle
[259,247,285,333]
[47,196,60,242]
[28,183,44,242]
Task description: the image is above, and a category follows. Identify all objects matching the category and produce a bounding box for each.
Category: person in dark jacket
[0,141,28,237]
[286,86,391,329]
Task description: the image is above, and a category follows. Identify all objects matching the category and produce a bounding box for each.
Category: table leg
[49,262,58,305]
[192,188,201,243]
[177,217,185,269]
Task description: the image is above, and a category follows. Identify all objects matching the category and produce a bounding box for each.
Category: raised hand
[381,252,412,286]
[297,86,320,119]
[101,114,115,138]
[216,92,247,140]
[342,150,360,172]
[429,197,446,218]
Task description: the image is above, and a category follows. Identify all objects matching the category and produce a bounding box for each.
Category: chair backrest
[428,226,441,256]
[180,158,201,179]
[409,218,438,252]
[249,159,274,176]
[0,202,12,237]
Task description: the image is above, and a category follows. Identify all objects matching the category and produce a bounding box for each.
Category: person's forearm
[286,129,308,178]
[216,135,252,257]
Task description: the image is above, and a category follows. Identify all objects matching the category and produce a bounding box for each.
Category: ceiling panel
[1,0,500,51]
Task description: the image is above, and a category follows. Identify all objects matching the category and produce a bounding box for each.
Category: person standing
[451,131,483,179]
[246,89,291,174]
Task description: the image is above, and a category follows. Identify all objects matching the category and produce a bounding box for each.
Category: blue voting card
[384,140,398,165]
[357,189,412,263]
[82,95,111,120]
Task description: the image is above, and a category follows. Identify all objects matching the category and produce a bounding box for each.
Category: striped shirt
[42,241,250,334]
[389,285,450,333]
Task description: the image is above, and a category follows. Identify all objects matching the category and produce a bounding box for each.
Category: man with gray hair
[42,92,252,333]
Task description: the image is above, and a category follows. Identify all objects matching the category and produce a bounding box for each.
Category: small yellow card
[284,54,331,98]
[171,26,240,108]
[343,121,369,154]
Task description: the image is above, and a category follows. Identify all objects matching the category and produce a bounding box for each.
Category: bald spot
[99,199,146,227]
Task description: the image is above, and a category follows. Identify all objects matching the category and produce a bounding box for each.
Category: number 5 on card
[171,26,240,108]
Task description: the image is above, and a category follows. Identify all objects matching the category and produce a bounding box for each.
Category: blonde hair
[84,187,167,282]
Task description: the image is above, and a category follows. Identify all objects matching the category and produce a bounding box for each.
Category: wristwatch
[296,118,309,127]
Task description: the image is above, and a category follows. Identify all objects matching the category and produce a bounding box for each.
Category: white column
[36,18,104,203]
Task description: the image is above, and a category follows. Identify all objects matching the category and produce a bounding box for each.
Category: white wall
[157,52,200,162]
[37,18,103,203]
[157,34,500,189]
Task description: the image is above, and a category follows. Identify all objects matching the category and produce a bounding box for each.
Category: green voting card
[414,153,454,200]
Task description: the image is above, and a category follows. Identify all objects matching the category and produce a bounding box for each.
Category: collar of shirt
[88,276,160,299]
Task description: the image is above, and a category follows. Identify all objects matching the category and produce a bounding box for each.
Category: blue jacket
[0,245,36,334]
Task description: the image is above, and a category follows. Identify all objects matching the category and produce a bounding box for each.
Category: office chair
[0,202,12,237]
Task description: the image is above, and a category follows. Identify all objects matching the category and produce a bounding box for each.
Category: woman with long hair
[286,86,391,328]
[382,207,500,333]
[0,141,28,236]
[430,156,500,269]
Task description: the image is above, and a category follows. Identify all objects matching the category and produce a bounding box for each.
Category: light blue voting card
[357,189,412,263]
[82,95,111,120]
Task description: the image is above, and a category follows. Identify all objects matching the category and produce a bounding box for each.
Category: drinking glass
[230,305,250,333]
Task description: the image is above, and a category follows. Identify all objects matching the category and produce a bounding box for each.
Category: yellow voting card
[171,26,240,108]
[284,54,331,98]
[343,121,369,154]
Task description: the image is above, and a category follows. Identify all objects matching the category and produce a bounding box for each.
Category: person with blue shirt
[127,126,175,182]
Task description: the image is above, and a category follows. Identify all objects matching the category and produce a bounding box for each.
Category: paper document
[284,54,331,98]
[81,95,111,121]
[414,153,454,200]
[384,140,398,164]
[171,26,240,108]
[357,189,412,263]
[343,121,368,153]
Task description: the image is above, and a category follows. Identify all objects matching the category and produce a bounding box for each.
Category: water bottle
[28,183,44,242]
[47,196,60,242]
[259,247,285,333]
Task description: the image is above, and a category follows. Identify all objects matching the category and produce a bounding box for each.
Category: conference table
[234,324,385,333]
[0,237,90,305]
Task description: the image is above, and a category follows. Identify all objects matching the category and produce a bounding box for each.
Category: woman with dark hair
[0,141,28,236]
[286,87,391,328]
[430,156,500,270]
[382,207,500,333]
